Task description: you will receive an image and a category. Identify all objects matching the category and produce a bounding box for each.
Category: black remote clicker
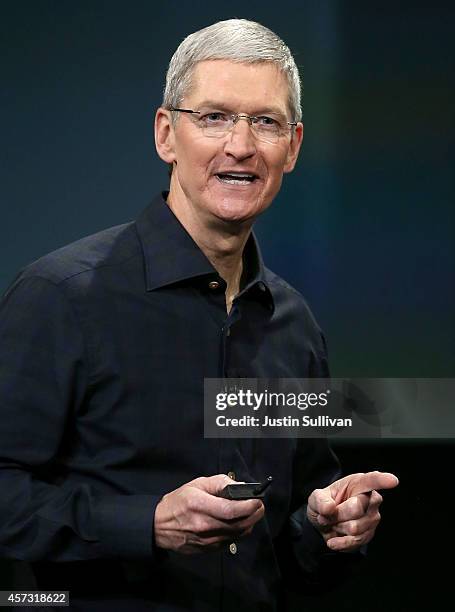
[220,476,273,500]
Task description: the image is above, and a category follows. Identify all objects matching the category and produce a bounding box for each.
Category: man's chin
[207,187,267,224]
[211,200,264,225]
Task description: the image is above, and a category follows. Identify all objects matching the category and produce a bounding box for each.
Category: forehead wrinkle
[183,61,291,118]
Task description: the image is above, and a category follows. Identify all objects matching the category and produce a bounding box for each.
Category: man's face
[156,60,303,225]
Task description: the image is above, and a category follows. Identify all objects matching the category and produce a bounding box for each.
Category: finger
[315,493,367,526]
[186,477,263,521]
[367,489,383,508]
[326,528,376,552]
[224,500,265,525]
[205,501,265,535]
[190,502,265,540]
[307,488,338,520]
[332,509,381,537]
[191,517,260,549]
[325,490,383,524]
[190,474,235,495]
[330,471,398,503]
[209,496,264,522]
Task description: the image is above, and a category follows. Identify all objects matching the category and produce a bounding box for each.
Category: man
[0,19,397,611]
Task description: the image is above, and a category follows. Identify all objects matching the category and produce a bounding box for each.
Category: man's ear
[283,122,304,174]
[154,107,176,164]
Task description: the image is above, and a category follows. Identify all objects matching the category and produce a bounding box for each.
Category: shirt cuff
[289,511,331,574]
[93,494,163,559]
[289,509,367,585]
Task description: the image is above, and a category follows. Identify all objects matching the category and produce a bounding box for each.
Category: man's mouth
[215,172,257,185]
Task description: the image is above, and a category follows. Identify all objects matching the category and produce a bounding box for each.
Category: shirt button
[208,281,220,290]
[229,542,237,555]
[226,328,231,336]
[227,471,236,480]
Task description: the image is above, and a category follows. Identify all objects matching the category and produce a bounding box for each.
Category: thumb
[308,488,338,519]
[189,474,235,496]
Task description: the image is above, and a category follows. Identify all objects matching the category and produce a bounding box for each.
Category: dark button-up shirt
[0,193,341,611]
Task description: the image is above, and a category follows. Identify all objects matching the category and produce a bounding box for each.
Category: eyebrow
[194,100,288,117]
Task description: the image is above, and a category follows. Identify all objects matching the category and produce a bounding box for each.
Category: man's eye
[202,113,228,123]
[255,116,278,127]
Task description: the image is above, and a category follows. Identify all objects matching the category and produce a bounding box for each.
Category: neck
[166,183,252,313]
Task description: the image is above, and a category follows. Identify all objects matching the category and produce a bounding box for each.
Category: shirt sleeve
[0,275,161,562]
[281,330,366,589]
[278,437,366,595]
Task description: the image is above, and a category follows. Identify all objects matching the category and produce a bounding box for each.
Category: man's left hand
[307,471,399,552]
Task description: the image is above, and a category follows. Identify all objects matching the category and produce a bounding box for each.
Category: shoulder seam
[26,251,141,287]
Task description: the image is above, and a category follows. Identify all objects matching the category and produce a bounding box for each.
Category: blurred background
[1,1,454,609]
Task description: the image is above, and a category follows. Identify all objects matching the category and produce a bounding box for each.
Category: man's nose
[223,118,257,159]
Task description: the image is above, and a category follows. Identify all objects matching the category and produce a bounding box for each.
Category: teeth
[217,173,255,182]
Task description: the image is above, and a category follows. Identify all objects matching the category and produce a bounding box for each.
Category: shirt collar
[135,192,275,312]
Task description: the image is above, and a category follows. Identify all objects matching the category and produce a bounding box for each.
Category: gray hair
[162,19,302,123]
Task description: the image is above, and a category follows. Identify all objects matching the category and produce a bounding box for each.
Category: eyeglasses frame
[168,106,298,141]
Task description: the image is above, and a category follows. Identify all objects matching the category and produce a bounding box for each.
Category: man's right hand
[154,474,265,554]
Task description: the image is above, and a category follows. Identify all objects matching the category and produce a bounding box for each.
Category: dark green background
[1,1,454,609]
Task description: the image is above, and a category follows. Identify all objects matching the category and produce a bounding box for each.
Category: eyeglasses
[169,106,297,144]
